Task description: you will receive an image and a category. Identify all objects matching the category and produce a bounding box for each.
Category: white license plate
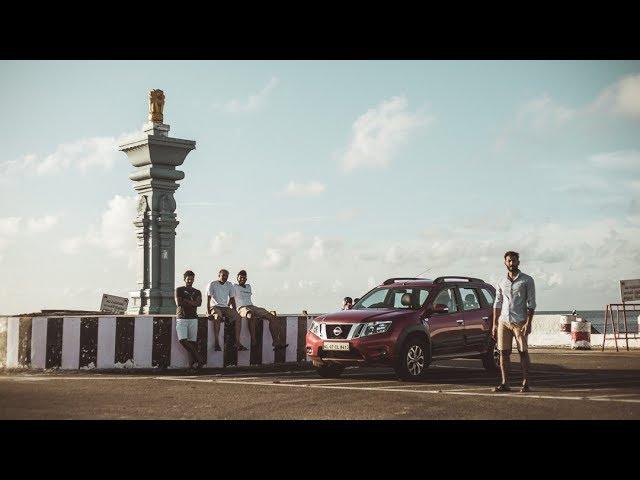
[323,342,350,351]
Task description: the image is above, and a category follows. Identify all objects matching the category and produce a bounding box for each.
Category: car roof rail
[433,276,484,284]
[382,277,429,285]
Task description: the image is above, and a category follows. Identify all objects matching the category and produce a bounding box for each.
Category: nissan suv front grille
[325,324,352,339]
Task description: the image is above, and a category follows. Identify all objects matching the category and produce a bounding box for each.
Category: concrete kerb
[1,361,315,376]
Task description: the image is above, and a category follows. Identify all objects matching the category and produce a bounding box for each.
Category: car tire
[315,364,345,378]
[394,337,430,381]
[481,341,500,374]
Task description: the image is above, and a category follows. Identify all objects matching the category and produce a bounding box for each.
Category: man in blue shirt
[492,251,536,393]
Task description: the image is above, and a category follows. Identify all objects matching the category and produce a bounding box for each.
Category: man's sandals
[493,383,530,393]
[492,384,511,392]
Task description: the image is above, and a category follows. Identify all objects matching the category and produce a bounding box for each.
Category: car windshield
[353,287,431,310]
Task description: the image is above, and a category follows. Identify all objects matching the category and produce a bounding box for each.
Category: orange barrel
[571,318,591,350]
[560,314,575,333]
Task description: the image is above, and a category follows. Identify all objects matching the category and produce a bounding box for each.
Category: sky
[0,60,639,315]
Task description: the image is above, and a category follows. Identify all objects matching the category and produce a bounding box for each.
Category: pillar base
[127,291,177,315]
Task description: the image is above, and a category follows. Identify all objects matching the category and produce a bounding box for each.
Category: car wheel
[482,341,500,373]
[315,364,345,378]
[394,337,429,381]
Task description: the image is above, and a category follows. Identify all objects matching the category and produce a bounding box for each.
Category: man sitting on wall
[234,270,288,351]
[207,268,247,352]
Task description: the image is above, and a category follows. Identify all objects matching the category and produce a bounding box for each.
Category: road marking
[0,376,157,381]
[155,377,215,383]
[208,378,640,404]
[271,377,341,383]
[589,397,640,404]
[532,378,640,387]
[309,380,399,386]
[588,393,640,399]
[531,352,640,357]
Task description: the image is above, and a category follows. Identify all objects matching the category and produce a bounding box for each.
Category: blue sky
[1,60,639,315]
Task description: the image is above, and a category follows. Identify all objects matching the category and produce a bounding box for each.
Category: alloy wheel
[406,345,425,376]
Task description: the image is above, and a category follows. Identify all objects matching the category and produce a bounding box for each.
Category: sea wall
[0,314,316,371]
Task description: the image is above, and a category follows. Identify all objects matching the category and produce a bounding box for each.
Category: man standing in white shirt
[234,270,287,351]
[207,268,247,352]
[492,251,536,393]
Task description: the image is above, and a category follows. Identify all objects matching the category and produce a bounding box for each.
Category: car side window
[359,289,389,308]
[393,290,407,308]
[419,289,429,306]
[460,287,480,311]
[433,288,458,313]
[480,288,494,307]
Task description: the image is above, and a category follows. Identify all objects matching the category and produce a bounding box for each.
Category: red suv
[306,276,499,380]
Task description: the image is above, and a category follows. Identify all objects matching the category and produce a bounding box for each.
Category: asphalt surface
[1,349,639,419]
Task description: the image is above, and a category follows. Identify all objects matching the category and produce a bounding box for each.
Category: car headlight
[356,321,392,337]
[309,320,322,337]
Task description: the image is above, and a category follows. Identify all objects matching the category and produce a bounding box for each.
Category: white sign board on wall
[620,279,640,303]
[100,294,129,314]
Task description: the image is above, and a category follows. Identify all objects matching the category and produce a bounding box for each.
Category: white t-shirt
[207,280,235,307]
[234,283,253,308]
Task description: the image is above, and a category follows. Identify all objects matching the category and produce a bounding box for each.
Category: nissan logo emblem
[333,326,343,336]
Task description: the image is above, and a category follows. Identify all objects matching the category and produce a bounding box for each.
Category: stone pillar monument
[119,90,196,314]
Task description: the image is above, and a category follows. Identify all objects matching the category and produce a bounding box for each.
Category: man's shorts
[176,318,198,341]
[497,321,528,353]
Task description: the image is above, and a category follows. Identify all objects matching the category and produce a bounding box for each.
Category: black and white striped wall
[0,315,316,371]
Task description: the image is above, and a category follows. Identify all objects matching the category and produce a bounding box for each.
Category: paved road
[1,349,639,419]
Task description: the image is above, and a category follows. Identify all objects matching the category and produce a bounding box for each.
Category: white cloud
[262,248,290,270]
[309,237,325,262]
[516,94,576,131]
[0,129,143,180]
[276,231,305,248]
[87,195,137,256]
[0,214,60,265]
[0,217,21,236]
[210,231,234,255]
[261,232,307,270]
[589,150,640,171]
[60,195,137,261]
[221,77,279,113]
[591,73,640,119]
[27,215,58,233]
[308,236,343,262]
[496,74,640,152]
[341,96,431,172]
[283,181,325,197]
[297,280,319,291]
[60,236,84,255]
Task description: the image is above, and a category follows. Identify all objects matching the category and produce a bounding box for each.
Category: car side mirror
[430,303,449,314]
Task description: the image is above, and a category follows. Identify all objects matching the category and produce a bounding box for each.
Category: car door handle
[456,319,464,324]
[482,317,489,321]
